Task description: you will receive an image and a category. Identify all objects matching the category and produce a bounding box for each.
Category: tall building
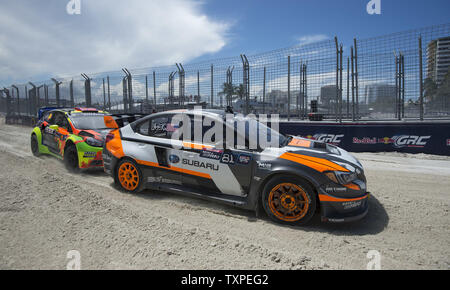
[320,85,337,106]
[364,84,396,105]
[427,36,450,86]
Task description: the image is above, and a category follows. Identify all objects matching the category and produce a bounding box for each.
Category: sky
[0,0,449,87]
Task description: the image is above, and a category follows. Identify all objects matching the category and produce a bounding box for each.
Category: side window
[61,117,70,131]
[46,112,56,124]
[136,120,150,136]
[136,115,175,139]
[54,112,66,127]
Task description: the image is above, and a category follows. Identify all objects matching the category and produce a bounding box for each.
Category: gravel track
[0,119,449,269]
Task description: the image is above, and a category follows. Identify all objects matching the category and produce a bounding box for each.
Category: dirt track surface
[0,119,449,270]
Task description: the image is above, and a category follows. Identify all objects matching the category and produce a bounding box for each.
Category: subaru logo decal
[169,155,180,164]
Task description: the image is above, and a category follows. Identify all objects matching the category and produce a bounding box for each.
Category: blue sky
[196,0,450,60]
[0,0,449,86]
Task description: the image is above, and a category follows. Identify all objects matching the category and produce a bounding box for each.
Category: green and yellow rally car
[30,107,110,171]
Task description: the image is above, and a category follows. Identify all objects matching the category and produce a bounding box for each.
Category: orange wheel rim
[118,162,139,191]
[268,183,309,222]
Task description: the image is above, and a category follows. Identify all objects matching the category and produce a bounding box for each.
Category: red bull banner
[279,122,450,156]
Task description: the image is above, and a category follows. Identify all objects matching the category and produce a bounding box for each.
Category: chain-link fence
[1,23,450,124]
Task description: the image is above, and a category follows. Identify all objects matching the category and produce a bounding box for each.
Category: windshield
[70,114,108,130]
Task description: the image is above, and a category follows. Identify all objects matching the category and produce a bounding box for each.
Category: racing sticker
[237,154,252,165]
[169,154,180,164]
[200,149,223,161]
[256,161,271,170]
[288,138,312,148]
[220,153,236,165]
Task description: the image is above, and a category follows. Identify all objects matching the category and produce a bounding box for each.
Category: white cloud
[0,0,231,86]
[296,34,329,46]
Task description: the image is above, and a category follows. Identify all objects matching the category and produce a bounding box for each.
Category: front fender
[246,161,327,211]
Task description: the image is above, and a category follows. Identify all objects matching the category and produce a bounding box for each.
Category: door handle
[138,143,146,148]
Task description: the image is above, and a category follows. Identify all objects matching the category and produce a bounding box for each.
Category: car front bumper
[319,193,370,223]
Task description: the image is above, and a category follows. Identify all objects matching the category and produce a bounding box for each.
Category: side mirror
[49,124,59,130]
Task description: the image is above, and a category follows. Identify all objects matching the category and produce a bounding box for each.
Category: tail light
[105,133,114,144]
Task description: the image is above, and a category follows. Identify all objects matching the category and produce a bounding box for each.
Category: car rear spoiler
[104,113,147,129]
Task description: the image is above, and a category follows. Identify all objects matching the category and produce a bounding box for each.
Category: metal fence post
[263,66,266,114]
[347,57,350,119]
[69,80,74,108]
[145,75,148,104]
[395,53,399,119]
[419,36,424,121]
[153,71,157,110]
[353,38,359,120]
[401,53,405,119]
[197,71,200,104]
[81,74,91,107]
[12,85,20,115]
[335,37,339,122]
[339,44,344,123]
[241,55,250,115]
[25,85,29,115]
[102,78,106,110]
[28,82,37,116]
[176,63,185,107]
[107,76,111,111]
[304,63,308,119]
[351,46,355,121]
[51,78,62,107]
[44,84,49,106]
[287,55,291,121]
[122,76,128,112]
[122,69,133,112]
[3,88,11,117]
[210,64,214,108]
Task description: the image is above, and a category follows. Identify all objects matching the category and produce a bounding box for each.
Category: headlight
[325,171,357,185]
[85,137,103,147]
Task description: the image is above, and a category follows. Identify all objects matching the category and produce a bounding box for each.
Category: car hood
[261,136,363,173]
[287,137,362,172]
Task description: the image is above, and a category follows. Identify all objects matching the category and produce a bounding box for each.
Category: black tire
[31,134,40,156]
[64,145,80,172]
[262,176,317,226]
[115,158,143,193]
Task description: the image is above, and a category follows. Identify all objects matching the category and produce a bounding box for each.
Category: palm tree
[235,84,245,100]
[220,82,236,106]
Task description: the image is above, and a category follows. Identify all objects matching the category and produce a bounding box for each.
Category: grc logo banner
[305,134,344,145]
[392,135,431,148]
[353,135,432,148]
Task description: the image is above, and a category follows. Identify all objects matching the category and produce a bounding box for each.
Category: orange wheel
[268,183,309,222]
[262,177,316,225]
[117,161,140,191]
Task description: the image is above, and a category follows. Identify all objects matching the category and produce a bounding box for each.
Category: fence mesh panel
[1,23,449,122]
